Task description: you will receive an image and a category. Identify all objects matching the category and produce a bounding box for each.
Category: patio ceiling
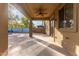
[11,3,60,20]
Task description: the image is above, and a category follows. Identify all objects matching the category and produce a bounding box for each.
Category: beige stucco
[45,20,51,36]
[54,3,79,55]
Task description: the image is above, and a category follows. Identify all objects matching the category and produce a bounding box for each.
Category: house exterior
[0,3,79,56]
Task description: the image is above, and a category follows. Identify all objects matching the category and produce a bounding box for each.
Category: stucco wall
[54,4,79,55]
[0,4,8,55]
[45,20,51,36]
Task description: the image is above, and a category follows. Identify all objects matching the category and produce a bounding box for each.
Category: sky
[33,20,43,26]
[12,7,24,19]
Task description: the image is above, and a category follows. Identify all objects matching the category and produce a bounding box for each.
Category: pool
[8,28,29,33]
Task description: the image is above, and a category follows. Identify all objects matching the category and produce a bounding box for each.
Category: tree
[22,17,29,28]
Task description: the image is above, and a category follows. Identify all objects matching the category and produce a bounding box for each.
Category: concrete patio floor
[8,33,70,56]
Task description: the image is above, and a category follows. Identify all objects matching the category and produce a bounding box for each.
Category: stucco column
[29,19,32,37]
[0,4,8,55]
[45,20,51,36]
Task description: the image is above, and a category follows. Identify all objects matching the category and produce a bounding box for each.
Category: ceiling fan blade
[35,14,39,16]
[34,7,47,13]
[35,12,47,16]
[34,11,40,13]
[43,13,48,14]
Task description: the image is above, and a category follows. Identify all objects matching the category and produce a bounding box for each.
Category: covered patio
[8,3,64,56]
[7,3,79,56]
[0,3,79,56]
[8,33,70,56]
[11,3,60,37]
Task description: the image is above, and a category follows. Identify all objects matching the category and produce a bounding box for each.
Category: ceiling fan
[34,5,47,16]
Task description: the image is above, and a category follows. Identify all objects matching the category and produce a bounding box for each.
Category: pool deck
[8,33,70,56]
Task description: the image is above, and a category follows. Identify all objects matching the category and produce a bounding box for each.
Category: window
[59,4,74,29]
[58,7,64,28]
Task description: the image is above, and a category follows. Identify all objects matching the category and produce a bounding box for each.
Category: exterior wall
[0,4,8,55]
[54,4,79,55]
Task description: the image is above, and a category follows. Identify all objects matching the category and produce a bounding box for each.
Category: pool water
[8,28,29,33]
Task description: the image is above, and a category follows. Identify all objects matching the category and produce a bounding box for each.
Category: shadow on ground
[33,37,71,56]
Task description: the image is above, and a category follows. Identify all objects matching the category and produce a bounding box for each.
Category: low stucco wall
[32,27,45,33]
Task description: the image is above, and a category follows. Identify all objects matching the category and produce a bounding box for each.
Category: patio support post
[0,4,8,55]
[49,20,51,36]
[29,19,32,37]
